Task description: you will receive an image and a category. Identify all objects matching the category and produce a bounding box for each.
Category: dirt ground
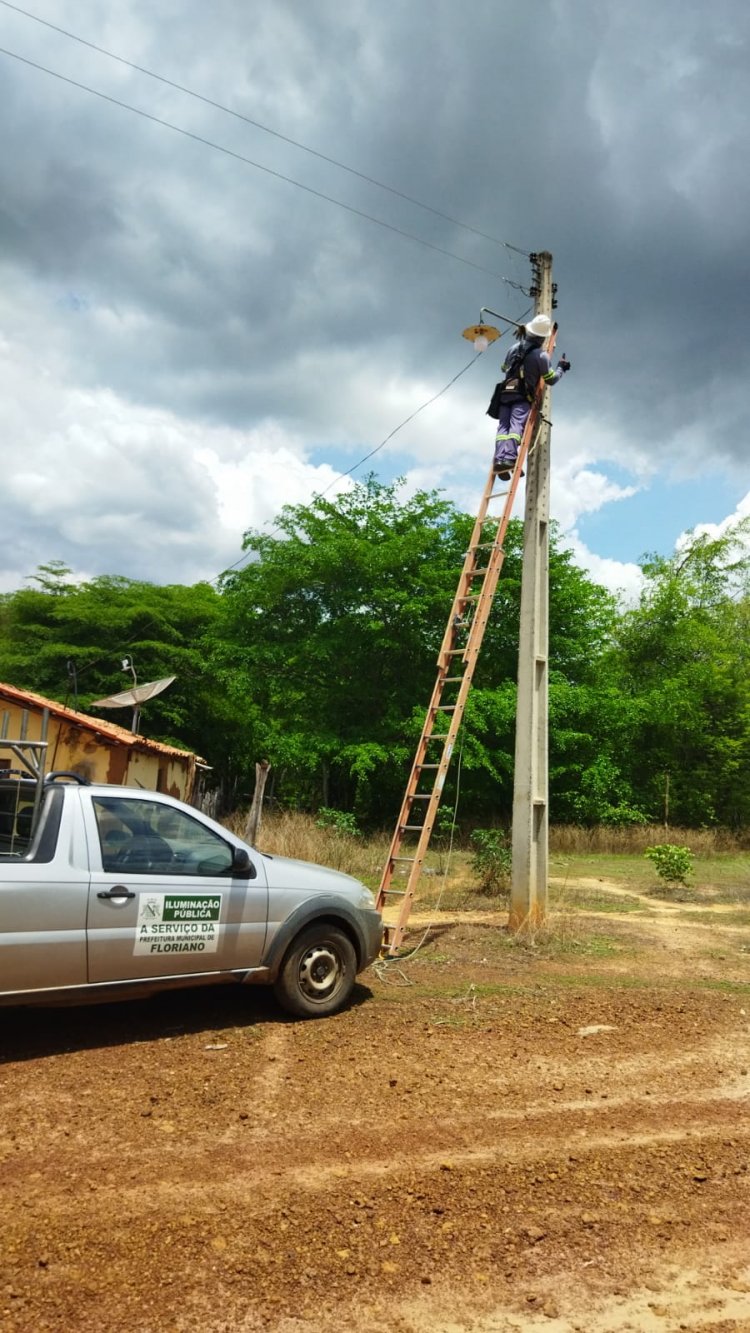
[1,876,749,1332]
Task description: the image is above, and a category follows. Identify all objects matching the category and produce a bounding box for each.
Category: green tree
[212,477,470,817]
[0,570,229,775]
[609,521,750,826]
[13,497,741,835]
[211,478,621,823]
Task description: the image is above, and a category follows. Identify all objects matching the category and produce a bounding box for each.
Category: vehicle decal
[134,893,223,956]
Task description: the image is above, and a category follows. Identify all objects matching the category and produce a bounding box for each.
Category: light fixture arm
[479,306,524,329]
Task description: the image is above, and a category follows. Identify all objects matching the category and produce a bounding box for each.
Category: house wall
[123,747,191,798]
[0,699,195,801]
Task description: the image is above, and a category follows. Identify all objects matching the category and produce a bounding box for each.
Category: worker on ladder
[490,314,570,479]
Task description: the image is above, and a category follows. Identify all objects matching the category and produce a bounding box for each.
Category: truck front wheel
[273,924,357,1018]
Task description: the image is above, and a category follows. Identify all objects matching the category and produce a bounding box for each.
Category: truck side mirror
[232,846,253,876]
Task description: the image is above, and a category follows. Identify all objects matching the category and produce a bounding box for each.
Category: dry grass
[222,809,749,891]
[549,823,749,854]
[223,808,385,879]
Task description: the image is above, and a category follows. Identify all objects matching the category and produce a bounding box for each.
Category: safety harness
[486,339,536,417]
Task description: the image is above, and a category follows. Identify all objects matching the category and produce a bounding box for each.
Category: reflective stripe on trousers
[494,401,530,463]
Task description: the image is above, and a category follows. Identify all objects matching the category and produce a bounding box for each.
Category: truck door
[84,793,268,984]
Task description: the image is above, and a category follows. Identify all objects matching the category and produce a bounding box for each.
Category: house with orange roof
[0,680,202,802]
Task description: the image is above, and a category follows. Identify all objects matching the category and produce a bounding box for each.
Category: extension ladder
[376,330,556,953]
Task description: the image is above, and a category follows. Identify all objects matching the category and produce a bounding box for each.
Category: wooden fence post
[244,760,271,846]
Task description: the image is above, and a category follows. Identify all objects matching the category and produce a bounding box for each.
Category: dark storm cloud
[0,0,748,591]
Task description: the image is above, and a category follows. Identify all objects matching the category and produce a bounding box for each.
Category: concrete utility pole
[509,251,554,929]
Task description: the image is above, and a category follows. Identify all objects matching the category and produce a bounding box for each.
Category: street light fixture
[462,305,525,353]
[461,322,500,352]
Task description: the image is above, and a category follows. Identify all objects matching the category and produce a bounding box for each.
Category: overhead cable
[0,45,524,287]
[218,348,489,576]
[0,0,528,259]
[54,343,493,681]
[54,320,526,684]
[316,352,494,497]
[218,320,529,578]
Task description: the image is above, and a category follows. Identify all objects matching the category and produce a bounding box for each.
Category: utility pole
[509,251,554,929]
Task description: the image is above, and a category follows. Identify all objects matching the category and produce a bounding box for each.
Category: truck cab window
[93,796,234,876]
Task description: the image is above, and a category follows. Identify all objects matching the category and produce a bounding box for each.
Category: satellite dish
[90,676,176,709]
[90,675,176,733]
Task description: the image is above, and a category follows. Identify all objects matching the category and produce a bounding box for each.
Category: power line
[0,0,529,260]
[220,349,490,575]
[317,351,498,496]
[0,44,528,288]
[219,322,529,578]
[64,330,522,677]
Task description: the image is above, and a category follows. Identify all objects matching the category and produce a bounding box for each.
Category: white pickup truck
[0,774,382,1017]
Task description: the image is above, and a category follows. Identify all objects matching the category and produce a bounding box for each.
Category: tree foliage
[212,478,471,816]
[0,566,225,768]
[645,843,695,887]
[210,477,618,821]
[0,488,747,831]
[607,520,750,826]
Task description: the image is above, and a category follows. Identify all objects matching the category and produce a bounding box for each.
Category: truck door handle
[97,886,136,900]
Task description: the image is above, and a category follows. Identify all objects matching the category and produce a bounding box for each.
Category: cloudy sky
[1,0,748,603]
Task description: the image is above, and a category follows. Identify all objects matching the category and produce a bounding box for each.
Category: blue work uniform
[493,337,564,470]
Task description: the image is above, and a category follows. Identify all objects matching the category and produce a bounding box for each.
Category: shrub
[314,807,361,839]
[470,828,512,895]
[644,843,694,887]
[434,807,458,845]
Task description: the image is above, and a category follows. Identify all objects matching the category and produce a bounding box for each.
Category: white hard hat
[525,313,552,339]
